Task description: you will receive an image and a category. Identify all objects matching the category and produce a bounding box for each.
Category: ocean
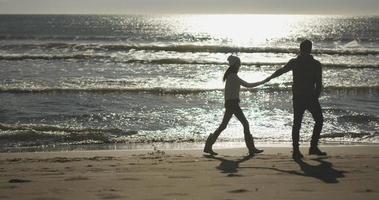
[0,14,378,151]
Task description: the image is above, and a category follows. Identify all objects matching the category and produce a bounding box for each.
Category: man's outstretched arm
[263,60,294,82]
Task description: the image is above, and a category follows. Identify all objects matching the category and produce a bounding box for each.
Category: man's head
[300,39,312,55]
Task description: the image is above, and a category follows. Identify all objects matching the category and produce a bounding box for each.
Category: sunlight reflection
[174,14,309,46]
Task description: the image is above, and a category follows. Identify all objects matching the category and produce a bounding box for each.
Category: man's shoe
[292,150,304,160]
[309,146,327,156]
[249,148,264,156]
[203,148,218,155]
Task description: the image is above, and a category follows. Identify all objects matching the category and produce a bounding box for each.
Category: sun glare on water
[173,14,308,46]
[165,14,308,88]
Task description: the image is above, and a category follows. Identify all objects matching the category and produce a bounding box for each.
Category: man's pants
[292,96,324,148]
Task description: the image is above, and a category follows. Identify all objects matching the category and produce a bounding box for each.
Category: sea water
[0,15,378,151]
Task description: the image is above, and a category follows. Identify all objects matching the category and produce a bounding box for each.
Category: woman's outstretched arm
[239,78,266,88]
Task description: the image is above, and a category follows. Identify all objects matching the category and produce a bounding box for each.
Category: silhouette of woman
[204,55,265,156]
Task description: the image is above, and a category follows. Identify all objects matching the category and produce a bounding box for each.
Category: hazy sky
[0,0,378,15]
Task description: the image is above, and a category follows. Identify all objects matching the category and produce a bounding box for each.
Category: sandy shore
[0,146,378,200]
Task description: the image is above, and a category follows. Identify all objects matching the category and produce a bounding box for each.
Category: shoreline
[1,145,379,157]
[1,141,378,153]
[1,145,379,160]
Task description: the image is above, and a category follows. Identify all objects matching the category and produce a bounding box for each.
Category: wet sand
[0,146,378,200]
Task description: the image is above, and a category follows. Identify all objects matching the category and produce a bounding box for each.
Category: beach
[0,14,378,199]
[1,145,378,200]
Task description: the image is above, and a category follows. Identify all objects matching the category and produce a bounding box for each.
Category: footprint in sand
[228,189,248,193]
[356,189,375,193]
[64,176,89,181]
[8,179,31,183]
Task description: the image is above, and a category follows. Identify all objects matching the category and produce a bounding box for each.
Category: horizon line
[0,12,378,16]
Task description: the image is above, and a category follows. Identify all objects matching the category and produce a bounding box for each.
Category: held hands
[250,80,265,87]
[262,76,272,83]
[250,76,272,88]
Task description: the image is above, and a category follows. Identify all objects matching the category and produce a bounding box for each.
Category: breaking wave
[1,85,378,94]
[2,43,379,55]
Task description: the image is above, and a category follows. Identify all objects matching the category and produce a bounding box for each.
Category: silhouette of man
[264,40,326,159]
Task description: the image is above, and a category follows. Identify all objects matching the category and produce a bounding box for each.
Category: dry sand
[0,146,378,200]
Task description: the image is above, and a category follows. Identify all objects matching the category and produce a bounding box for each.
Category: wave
[0,123,137,135]
[2,34,378,43]
[0,54,378,69]
[2,43,379,56]
[126,59,379,69]
[124,59,290,66]
[0,123,200,147]
[0,87,219,94]
[0,35,132,41]
[112,44,379,56]
[0,123,138,144]
[0,54,111,61]
[1,85,378,94]
[1,123,378,148]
